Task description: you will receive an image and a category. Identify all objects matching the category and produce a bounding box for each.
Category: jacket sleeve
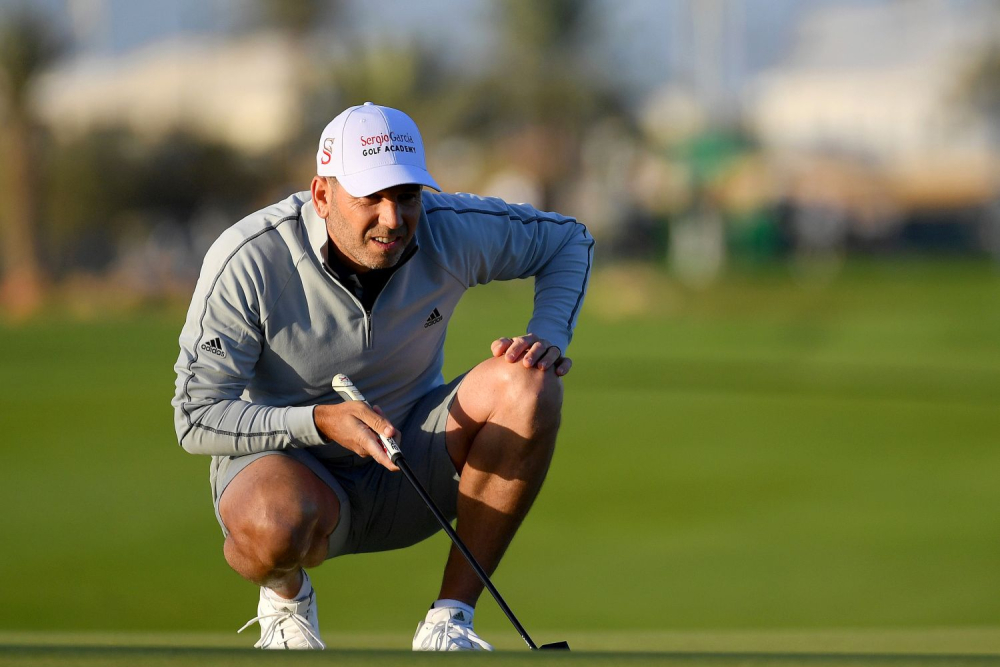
[425,193,595,352]
[171,232,325,456]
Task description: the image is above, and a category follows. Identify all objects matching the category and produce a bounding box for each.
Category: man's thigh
[209,375,465,558]
[344,374,465,554]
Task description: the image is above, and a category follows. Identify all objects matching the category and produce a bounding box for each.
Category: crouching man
[172,102,593,650]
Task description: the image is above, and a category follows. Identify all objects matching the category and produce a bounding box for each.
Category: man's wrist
[286,405,326,447]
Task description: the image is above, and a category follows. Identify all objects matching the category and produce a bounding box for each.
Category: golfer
[171,102,593,650]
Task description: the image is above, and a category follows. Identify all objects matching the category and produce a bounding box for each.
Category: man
[171,102,593,651]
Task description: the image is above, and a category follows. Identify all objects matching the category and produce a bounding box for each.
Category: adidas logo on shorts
[424,308,443,328]
[200,337,227,358]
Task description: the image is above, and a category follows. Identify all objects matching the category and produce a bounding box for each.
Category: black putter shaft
[395,456,541,650]
[331,374,568,651]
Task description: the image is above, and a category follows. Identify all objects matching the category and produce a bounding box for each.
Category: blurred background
[0,0,998,651]
[0,0,998,308]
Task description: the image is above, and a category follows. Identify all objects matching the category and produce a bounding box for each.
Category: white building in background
[32,33,303,154]
[747,0,996,164]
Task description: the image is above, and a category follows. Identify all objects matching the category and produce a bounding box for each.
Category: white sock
[432,599,475,620]
[266,570,311,601]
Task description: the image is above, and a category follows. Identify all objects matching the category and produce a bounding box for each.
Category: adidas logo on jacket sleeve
[200,337,227,358]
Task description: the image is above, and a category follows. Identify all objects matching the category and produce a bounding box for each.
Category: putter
[331,374,569,651]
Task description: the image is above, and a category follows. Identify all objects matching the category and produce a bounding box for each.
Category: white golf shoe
[412,606,494,651]
[237,572,325,649]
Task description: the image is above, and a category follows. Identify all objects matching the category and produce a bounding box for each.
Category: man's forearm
[526,224,594,352]
[174,400,324,456]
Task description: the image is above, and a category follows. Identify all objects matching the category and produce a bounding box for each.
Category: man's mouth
[370,236,402,250]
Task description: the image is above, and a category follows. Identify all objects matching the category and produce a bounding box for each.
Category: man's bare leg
[438,356,563,605]
[219,455,340,598]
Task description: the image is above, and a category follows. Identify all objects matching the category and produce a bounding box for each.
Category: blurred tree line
[0,0,631,317]
[1,0,998,318]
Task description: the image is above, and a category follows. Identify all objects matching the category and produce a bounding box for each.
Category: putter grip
[331,374,403,463]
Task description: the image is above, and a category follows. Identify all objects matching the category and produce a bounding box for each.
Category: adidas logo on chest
[424,308,443,328]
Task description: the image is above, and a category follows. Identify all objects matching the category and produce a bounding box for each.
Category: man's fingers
[363,438,398,471]
[359,431,398,471]
[370,405,401,440]
[370,440,399,471]
[554,356,573,376]
[348,405,400,471]
[313,403,399,471]
[355,403,395,438]
[498,335,567,371]
[505,334,538,362]
[351,416,378,457]
[522,341,547,367]
[353,415,399,471]
[491,337,512,357]
[360,405,400,471]
[536,345,563,371]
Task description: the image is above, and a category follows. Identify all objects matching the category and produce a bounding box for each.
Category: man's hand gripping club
[314,377,400,471]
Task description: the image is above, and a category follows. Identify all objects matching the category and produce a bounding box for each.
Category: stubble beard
[326,213,408,272]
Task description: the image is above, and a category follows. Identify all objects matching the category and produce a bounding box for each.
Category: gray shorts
[209,375,464,559]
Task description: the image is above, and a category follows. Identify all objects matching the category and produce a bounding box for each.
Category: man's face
[315,177,422,273]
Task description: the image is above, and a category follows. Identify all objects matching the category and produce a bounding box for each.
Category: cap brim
[337,165,441,198]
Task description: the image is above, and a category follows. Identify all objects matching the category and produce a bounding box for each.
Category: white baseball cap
[316,102,441,197]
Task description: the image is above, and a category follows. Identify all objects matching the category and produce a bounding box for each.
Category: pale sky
[1,0,981,102]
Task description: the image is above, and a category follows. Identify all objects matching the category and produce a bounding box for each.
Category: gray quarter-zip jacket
[171,190,593,458]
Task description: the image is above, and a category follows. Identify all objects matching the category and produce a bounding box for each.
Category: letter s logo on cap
[320,137,335,164]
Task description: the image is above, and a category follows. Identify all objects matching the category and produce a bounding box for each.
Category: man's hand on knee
[490,333,572,376]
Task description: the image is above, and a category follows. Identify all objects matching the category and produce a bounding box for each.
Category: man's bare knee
[463,361,563,460]
[492,359,563,428]
[226,499,321,569]
[448,358,565,470]
[219,456,339,575]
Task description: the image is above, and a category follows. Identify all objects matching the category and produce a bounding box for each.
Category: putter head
[540,641,570,650]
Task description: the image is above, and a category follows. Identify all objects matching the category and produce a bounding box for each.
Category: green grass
[2,629,1000,665]
[0,259,998,658]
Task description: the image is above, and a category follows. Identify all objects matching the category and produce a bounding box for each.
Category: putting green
[0,260,998,647]
[1,628,999,665]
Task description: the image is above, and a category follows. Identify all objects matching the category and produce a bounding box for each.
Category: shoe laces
[238,599,325,649]
[419,617,487,651]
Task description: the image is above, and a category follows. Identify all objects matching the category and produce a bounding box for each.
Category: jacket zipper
[321,241,415,350]
[325,269,403,350]
[326,279,370,349]
[363,306,372,348]
[365,269,406,348]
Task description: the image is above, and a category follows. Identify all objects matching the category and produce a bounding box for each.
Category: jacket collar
[302,193,332,263]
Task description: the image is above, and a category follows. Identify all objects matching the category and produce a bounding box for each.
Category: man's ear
[311,176,334,218]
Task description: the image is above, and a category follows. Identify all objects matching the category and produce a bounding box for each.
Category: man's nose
[378,201,403,229]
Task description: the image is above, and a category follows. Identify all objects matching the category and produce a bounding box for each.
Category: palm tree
[0,10,61,317]
[955,4,1000,145]
[470,0,623,207]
